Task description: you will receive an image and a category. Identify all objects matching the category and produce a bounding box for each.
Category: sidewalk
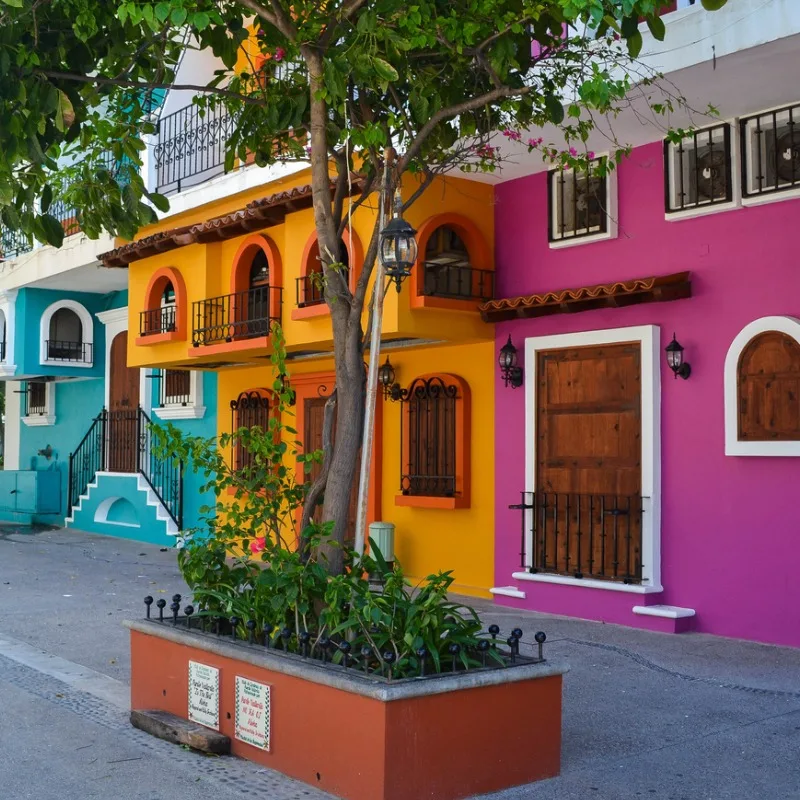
[1,526,799,800]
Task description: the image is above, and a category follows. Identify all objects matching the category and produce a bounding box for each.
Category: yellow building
[101,167,496,597]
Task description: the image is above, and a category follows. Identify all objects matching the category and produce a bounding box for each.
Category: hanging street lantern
[498,335,524,388]
[665,333,691,380]
[379,192,418,292]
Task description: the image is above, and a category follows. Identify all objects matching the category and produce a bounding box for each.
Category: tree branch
[319,0,370,48]
[236,0,279,28]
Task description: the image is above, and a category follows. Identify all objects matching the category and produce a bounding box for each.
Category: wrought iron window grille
[398,376,459,498]
[511,491,645,584]
[140,304,177,336]
[295,273,326,308]
[192,286,282,347]
[230,391,271,471]
[45,340,92,362]
[664,123,732,212]
[741,102,800,198]
[155,369,192,407]
[422,262,495,302]
[548,158,609,242]
[25,381,49,416]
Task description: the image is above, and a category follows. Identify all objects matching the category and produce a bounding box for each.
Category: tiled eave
[99,178,363,268]
[479,271,692,323]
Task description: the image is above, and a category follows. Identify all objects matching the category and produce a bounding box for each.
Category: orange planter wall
[129,627,563,800]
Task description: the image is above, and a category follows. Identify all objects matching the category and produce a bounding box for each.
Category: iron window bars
[230,391,271,472]
[422,263,495,302]
[25,381,48,416]
[158,369,192,407]
[548,157,608,242]
[192,286,282,347]
[664,123,732,212]
[511,491,644,584]
[140,304,177,336]
[295,273,326,308]
[46,340,92,362]
[741,102,800,198]
[398,376,459,498]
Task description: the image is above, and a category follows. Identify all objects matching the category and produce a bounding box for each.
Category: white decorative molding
[96,307,129,325]
[21,381,56,427]
[39,298,94,368]
[0,289,18,376]
[94,496,141,528]
[96,307,149,414]
[21,414,56,427]
[724,315,800,456]
[522,325,662,593]
[489,586,527,599]
[632,604,695,619]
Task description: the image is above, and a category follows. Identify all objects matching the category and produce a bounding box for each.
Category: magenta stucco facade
[492,141,800,648]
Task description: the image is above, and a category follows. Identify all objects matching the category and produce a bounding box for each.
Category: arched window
[424,225,477,300]
[397,373,471,509]
[297,238,350,308]
[40,300,93,365]
[139,267,187,341]
[243,249,272,338]
[230,389,272,471]
[725,316,800,456]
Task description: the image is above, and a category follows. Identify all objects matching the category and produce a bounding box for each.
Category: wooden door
[107,331,140,473]
[535,342,642,582]
[304,395,358,543]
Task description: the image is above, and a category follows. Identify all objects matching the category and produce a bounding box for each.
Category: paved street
[1,525,799,799]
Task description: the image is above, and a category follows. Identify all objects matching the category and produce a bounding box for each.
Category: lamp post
[353,153,418,559]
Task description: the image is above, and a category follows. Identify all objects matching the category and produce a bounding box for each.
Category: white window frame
[21,380,56,426]
[724,316,800,457]
[39,299,94,368]
[152,369,205,420]
[741,102,800,207]
[511,325,662,594]
[664,122,740,221]
[0,289,18,377]
[548,156,617,249]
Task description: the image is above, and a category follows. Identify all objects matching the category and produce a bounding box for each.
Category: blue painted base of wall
[67,473,175,548]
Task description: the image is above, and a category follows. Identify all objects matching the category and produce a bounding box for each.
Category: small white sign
[188,661,220,730]
[234,676,271,751]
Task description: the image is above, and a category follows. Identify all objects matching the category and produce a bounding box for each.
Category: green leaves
[55,90,75,133]
[701,0,728,9]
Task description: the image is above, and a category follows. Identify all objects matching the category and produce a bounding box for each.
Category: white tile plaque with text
[234,676,271,751]
[188,661,220,730]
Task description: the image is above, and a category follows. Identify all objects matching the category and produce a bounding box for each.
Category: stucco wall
[493,140,800,647]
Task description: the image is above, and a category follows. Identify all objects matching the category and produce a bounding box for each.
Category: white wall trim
[94,495,141,528]
[39,299,94,367]
[96,306,150,414]
[4,380,21,469]
[632,604,696,619]
[522,325,662,592]
[724,315,800,456]
[152,369,205,420]
[0,289,18,376]
[512,572,663,595]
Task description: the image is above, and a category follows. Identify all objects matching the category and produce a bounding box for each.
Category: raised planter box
[126,618,567,800]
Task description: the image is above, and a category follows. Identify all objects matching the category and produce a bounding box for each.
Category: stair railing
[68,408,108,511]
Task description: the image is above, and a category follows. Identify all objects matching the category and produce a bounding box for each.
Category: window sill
[742,185,800,208]
[0,363,17,377]
[22,415,56,427]
[153,405,206,421]
[410,295,485,312]
[40,358,93,369]
[291,304,329,321]
[394,494,469,510]
[511,571,662,594]
[548,230,616,249]
[665,201,740,222]
[725,440,800,457]
[135,331,183,346]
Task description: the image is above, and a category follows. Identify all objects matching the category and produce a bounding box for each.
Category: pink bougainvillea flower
[569,147,578,157]
[250,537,266,554]
[587,151,595,159]
[274,47,286,62]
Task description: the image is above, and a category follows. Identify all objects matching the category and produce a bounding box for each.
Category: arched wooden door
[107,331,140,472]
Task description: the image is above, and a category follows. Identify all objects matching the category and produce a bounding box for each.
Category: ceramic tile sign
[234,676,271,751]
[188,661,220,730]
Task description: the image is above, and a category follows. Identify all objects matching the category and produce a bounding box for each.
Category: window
[40,299,93,366]
[138,268,187,342]
[548,158,616,245]
[724,316,800,457]
[242,249,273,338]
[397,374,471,509]
[664,123,733,213]
[422,226,494,302]
[297,238,349,308]
[22,380,55,426]
[230,390,271,471]
[152,369,205,420]
[160,370,191,406]
[741,103,800,199]
[737,332,800,442]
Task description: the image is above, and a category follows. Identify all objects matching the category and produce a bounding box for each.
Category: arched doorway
[107,331,140,472]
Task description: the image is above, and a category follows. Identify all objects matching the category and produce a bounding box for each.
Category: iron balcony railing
[0,226,33,261]
[192,285,282,347]
[295,274,325,308]
[140,305,177,336]
[68,407,183,529]
[512,491,644,584]
[422,262,495,302]
[46,340,93,362]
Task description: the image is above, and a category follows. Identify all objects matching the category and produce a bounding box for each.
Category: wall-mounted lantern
[498,335,524,388]
[378,356,400,400]
[665,333,691,380]
[379,193,418,292]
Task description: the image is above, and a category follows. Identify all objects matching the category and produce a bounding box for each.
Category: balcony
[422,262,495,303]
[45,340,93,363]
[0,226,33,261]
[139,305,177,337]
[295,274,325,308]
[192,286,282,349]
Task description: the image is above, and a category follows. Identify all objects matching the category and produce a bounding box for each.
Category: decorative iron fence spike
[144,596,153,619]
[156,598,166,622]
[184,605,194,629]
[246,619,256,644]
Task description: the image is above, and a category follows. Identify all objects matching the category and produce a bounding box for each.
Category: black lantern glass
[499,335,524,388]
[378,356,398,400]
[380,196,418,292]
[665,333,691,380]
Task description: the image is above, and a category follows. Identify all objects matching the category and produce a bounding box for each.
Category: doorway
[107,331,140,473]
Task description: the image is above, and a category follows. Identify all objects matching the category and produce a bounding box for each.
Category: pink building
[485,0,800,648]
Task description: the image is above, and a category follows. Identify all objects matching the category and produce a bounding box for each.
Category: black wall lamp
[665,333,691,380]
[378,356,402,401]
[499,335,524,388]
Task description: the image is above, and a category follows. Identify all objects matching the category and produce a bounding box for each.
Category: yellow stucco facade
[120,166,496,597]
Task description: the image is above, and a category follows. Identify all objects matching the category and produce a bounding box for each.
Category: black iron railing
[192,286,282,346]
[46,340,93,362]
[137,406,183,529]
[68,407,183,529]
[741,102,800,198]
[159,369,191,407]
[0,226,33,261]
[25,381,49,416]
[295,274,325,308]
[422,263,495,302]
[68,409,107,511]
[0,340,6,361]
[140,305,177,336]
[399,376,459,498]
[548,157,607,242]
[230,390,271,471]
[512,491,644,584]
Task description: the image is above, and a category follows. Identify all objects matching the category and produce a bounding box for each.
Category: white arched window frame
[724,315,800,456]
[39,299,94,367]
[0,289,18,376]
